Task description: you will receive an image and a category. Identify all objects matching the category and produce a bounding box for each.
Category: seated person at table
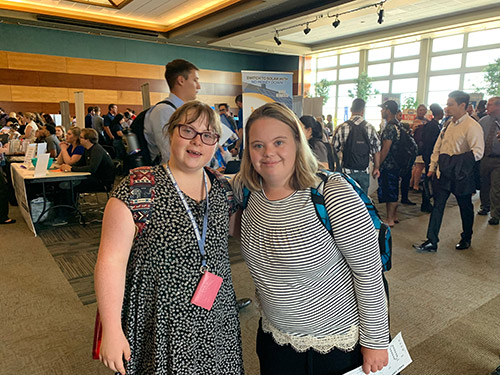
[56,126,84,166]
[60,128,115,192]
[41,124,61,158]
[55,125,66,142]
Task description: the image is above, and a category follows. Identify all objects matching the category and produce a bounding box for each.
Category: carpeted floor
[36,189,436,306]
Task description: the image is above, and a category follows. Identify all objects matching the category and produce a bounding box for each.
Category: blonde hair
[67,126,81,144]
[165,100,222,138]
[239,102,320,192]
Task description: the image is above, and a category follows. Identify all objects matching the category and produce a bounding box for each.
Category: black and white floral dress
[111,165,243,374]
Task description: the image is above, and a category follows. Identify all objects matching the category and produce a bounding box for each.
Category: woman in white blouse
[233,102,389,375]
[22,112,38,142]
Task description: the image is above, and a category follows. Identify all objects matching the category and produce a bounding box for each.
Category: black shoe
[455,239,470,250]
[478,208,490,216]
[413,240,437,252]
[488,217,499,225]
[421,205,433,213]
[401,199,416,206]
[237,298,252,310]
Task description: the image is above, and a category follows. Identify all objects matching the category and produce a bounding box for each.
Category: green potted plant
[314,79,333,105]
[348,72,379,100]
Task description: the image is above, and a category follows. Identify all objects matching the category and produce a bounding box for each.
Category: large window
[311,25,500,128]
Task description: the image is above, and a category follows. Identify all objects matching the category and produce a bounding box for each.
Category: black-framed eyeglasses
[175,124,219,146]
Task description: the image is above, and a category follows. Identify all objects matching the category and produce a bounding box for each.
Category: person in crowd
[15,112,25,135]
[476,100,487,119]
[478,97,500,225]
[60,128,115,190]
[325,114,334,135]
[0,142,16,224]
[396,110,403,122]
[378,100,402,227]
[103,104,118,144]
[85,106,95,128]
[232,102,389,375]
[123,110,133,129]
[0,108,7,128]
[41,124,61,158]
[1,117,18,134]
[420,103,443,213]
[109,113,127,163]
[409,104,428,192]
[35,112,45,128]
[56,126,84,166]
[467,103,480,121]
[300,115,330,169]
[22,112,38,142]
[413,91,484,252]
[43,113,56,126]
[219,103,237,132]
[234,94,244,155]
[92,106,106,144]
[145,59,200,164]
[55,125,66,142]
[94,101,243,375]
[332,98,381,194]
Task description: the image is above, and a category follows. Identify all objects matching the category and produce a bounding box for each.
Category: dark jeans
[0,169,9,221]
[421,164,433,211]
[256,320,363,375]
[480,156,500,218]
[426,181,474,245]
[400,168,411,201]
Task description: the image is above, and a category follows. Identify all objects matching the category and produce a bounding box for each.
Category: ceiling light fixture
[332,15,340,28]
[304,23,311,35]
[274,31,282,46]
[377,5,384,24]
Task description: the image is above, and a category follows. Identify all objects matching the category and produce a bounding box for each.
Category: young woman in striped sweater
[232,102,389,375]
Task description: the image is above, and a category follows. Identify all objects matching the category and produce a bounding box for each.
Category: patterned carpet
[37,188,457,306]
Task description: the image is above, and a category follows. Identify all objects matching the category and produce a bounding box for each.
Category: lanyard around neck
[166,165,210,272]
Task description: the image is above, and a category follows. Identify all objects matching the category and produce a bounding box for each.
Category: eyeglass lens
[178,124,218,145]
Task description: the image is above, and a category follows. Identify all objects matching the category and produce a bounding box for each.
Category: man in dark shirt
[85,106,95,128]
[377,100,401,227]
[61,128,115,191]
[420,103,443,212]
[103,104,118,145]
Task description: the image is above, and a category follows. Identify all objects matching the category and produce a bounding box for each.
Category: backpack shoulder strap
[242,186,251,209]
[156,100,177,110]
[128,166,155,237]
[310,171,333,234]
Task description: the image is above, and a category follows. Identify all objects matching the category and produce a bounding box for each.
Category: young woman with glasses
[94,101,244,375]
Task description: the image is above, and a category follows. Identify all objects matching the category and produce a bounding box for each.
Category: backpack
[394,123,417,174]
[130,100,177,166]
[92,165,234,360]
[342,120,371,170]
[241,172,392,272]
[322,141,336,171]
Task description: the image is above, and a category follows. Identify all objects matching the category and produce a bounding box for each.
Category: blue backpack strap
[128,166,155,237]
[242,186,251,209]
[312,170,392,272]
[311,171,333,235]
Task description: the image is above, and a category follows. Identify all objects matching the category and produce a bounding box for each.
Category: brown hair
[67,126,81,144]
[80,128,98,144]
[239,102,320,192]
[165,100,222,138]
[164,59,199,91]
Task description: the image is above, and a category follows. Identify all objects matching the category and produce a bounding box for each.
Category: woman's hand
[360,346,388,374]
[99,328,131,375]
[60,142,69,150]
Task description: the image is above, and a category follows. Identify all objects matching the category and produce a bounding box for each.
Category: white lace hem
[261,316,359,354]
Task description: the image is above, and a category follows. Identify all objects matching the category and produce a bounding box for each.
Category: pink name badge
[191,271,223,311]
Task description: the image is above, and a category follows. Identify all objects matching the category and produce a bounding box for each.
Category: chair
[102,144,123,176]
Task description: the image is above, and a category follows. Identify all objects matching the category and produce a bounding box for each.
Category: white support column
[417,38,431,105]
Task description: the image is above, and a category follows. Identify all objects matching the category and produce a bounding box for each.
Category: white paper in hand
[34,153,50,177]
[343,333,412,375]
